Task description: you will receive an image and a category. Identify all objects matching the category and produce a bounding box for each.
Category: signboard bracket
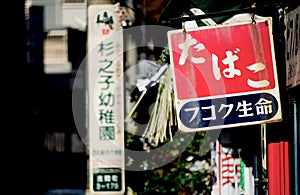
[161,3,283,25]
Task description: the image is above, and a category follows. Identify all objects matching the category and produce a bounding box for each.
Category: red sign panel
[168,18,276,100]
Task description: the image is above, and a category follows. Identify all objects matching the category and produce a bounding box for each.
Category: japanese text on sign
[93,168,122,191]
[168,17,282,131]
[285,5,300,88]
[88,4,125,194]
[169,19,276,99]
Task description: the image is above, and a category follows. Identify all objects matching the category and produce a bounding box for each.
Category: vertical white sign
[211,141,245,195]
[285,5,300,88]
[87,4,125,194]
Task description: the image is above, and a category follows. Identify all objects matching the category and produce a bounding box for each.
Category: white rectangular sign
[211,141,254,195]
[285,5,300,88]
[87,4,125,194]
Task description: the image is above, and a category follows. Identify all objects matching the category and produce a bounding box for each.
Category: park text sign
[87,4,125,194]
[168,17,282,132]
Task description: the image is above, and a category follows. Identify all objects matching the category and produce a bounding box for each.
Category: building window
[44,29,72,74]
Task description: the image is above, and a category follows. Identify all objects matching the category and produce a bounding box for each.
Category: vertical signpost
[168,17,282,132]
[87,4,125,194]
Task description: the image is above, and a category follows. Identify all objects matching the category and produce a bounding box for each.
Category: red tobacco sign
[168,17,282,132]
